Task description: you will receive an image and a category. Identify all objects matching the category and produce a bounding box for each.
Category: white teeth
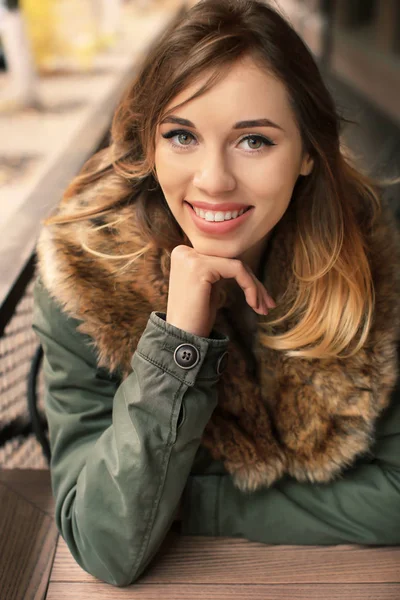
[192,206,248,222]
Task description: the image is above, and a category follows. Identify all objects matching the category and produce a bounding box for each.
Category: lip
[188,200,251,212]
[185,201,254,234]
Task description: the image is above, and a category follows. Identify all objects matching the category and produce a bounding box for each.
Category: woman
[33,0,400,588]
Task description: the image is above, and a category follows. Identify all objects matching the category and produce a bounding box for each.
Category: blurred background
[0,0,399,470]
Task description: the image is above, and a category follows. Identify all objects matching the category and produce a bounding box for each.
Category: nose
[193,148,236,196]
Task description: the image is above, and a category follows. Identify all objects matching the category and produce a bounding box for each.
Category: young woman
[33,0,400,588]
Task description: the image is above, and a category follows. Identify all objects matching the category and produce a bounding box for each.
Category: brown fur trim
[36,197,400,491]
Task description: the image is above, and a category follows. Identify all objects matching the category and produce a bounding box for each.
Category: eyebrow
[160,116,284,132]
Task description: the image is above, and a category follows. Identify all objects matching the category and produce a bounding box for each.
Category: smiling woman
[154,55,313,270]
[32,0,400,589]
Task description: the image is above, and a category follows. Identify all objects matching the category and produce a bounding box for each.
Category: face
[154,55,313,272]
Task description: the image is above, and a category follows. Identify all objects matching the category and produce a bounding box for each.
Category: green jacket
[33,276,400,588]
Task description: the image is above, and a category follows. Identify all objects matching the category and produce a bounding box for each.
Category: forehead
[162,56,296,132]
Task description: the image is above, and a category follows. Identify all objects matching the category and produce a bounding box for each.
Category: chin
[190,238,244,259]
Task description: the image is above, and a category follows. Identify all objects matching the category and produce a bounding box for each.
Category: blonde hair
[44,0,397,360]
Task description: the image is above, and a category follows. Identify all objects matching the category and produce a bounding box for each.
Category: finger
[241,268,273,313]
[232,263,264,312]
[205,256,274,313]
[261,285,276,309]
[256,284,269,313]
[205,258,256,308]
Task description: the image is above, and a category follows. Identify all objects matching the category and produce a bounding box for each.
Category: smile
[190,205,251,222]
[184,201,254,235]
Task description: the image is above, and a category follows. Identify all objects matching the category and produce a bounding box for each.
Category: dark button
[173,343,200,370]
[216,351,229,375]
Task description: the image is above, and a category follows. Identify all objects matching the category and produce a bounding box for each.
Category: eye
[161,129,197,148]
[238,135,275,152]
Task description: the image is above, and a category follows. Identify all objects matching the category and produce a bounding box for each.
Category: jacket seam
[127,380,184,582]
[150,316,204,342]
[196,374,220,383]
[136,349,221,384]
[135,349,194,386]
[162,341,201,354]
[160,341,226,382]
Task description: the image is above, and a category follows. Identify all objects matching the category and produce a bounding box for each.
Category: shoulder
[33,276,100,369]
[34,207,170,375]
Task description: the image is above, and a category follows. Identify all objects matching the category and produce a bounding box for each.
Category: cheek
[246,148,302,200]
[154,147,170,184]
[154,147,188,196]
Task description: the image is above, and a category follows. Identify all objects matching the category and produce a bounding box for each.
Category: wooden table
[0,469,57,600]
[1,470,400,599]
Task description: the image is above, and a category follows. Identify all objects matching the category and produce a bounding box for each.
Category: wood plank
[45,582,400,600]
[51,534,400,585]
[0,468,54,516]
[0,479,58,600]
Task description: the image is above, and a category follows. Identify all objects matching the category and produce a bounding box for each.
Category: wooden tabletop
[1,469,400,599]
[0,469,57,600]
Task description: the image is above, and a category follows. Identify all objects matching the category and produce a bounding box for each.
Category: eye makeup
[161,129,276,154]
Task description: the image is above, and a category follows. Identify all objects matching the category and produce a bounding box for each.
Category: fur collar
[36,196,400,492]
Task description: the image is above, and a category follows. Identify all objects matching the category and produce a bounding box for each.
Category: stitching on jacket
[161,343,224,383]
[196,375,220,383]
[135,349,194,386]
[136,349,220,384]
[151,316,204,342]
[162,341,200,354]
[128,381,184,582]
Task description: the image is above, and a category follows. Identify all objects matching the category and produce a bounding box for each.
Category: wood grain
[51,533,400,585]
[2,469,395,600]
[0,473,58,600]
[45,582,400,600]
[0,469,55,516]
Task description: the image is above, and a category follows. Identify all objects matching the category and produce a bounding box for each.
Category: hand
[166,245,276,338]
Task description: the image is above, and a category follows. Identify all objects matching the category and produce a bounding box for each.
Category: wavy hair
[44,0,393,360]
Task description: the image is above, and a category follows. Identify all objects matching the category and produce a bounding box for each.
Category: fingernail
[266,296,276,308]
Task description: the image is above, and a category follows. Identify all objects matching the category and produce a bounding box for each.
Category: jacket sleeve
[32,278,229,587]
[182,374,400,545]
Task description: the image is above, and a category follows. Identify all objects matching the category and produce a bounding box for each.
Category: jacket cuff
[134,311,230,387]
[181,475,221,536]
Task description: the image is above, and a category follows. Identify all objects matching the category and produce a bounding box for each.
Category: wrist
[166,314,211,338]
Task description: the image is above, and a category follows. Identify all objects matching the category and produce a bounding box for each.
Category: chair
[27,344,51,464]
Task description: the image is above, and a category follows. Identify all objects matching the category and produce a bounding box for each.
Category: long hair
[44,0,392,359]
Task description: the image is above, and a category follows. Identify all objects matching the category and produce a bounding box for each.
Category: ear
[300,154,314,176]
